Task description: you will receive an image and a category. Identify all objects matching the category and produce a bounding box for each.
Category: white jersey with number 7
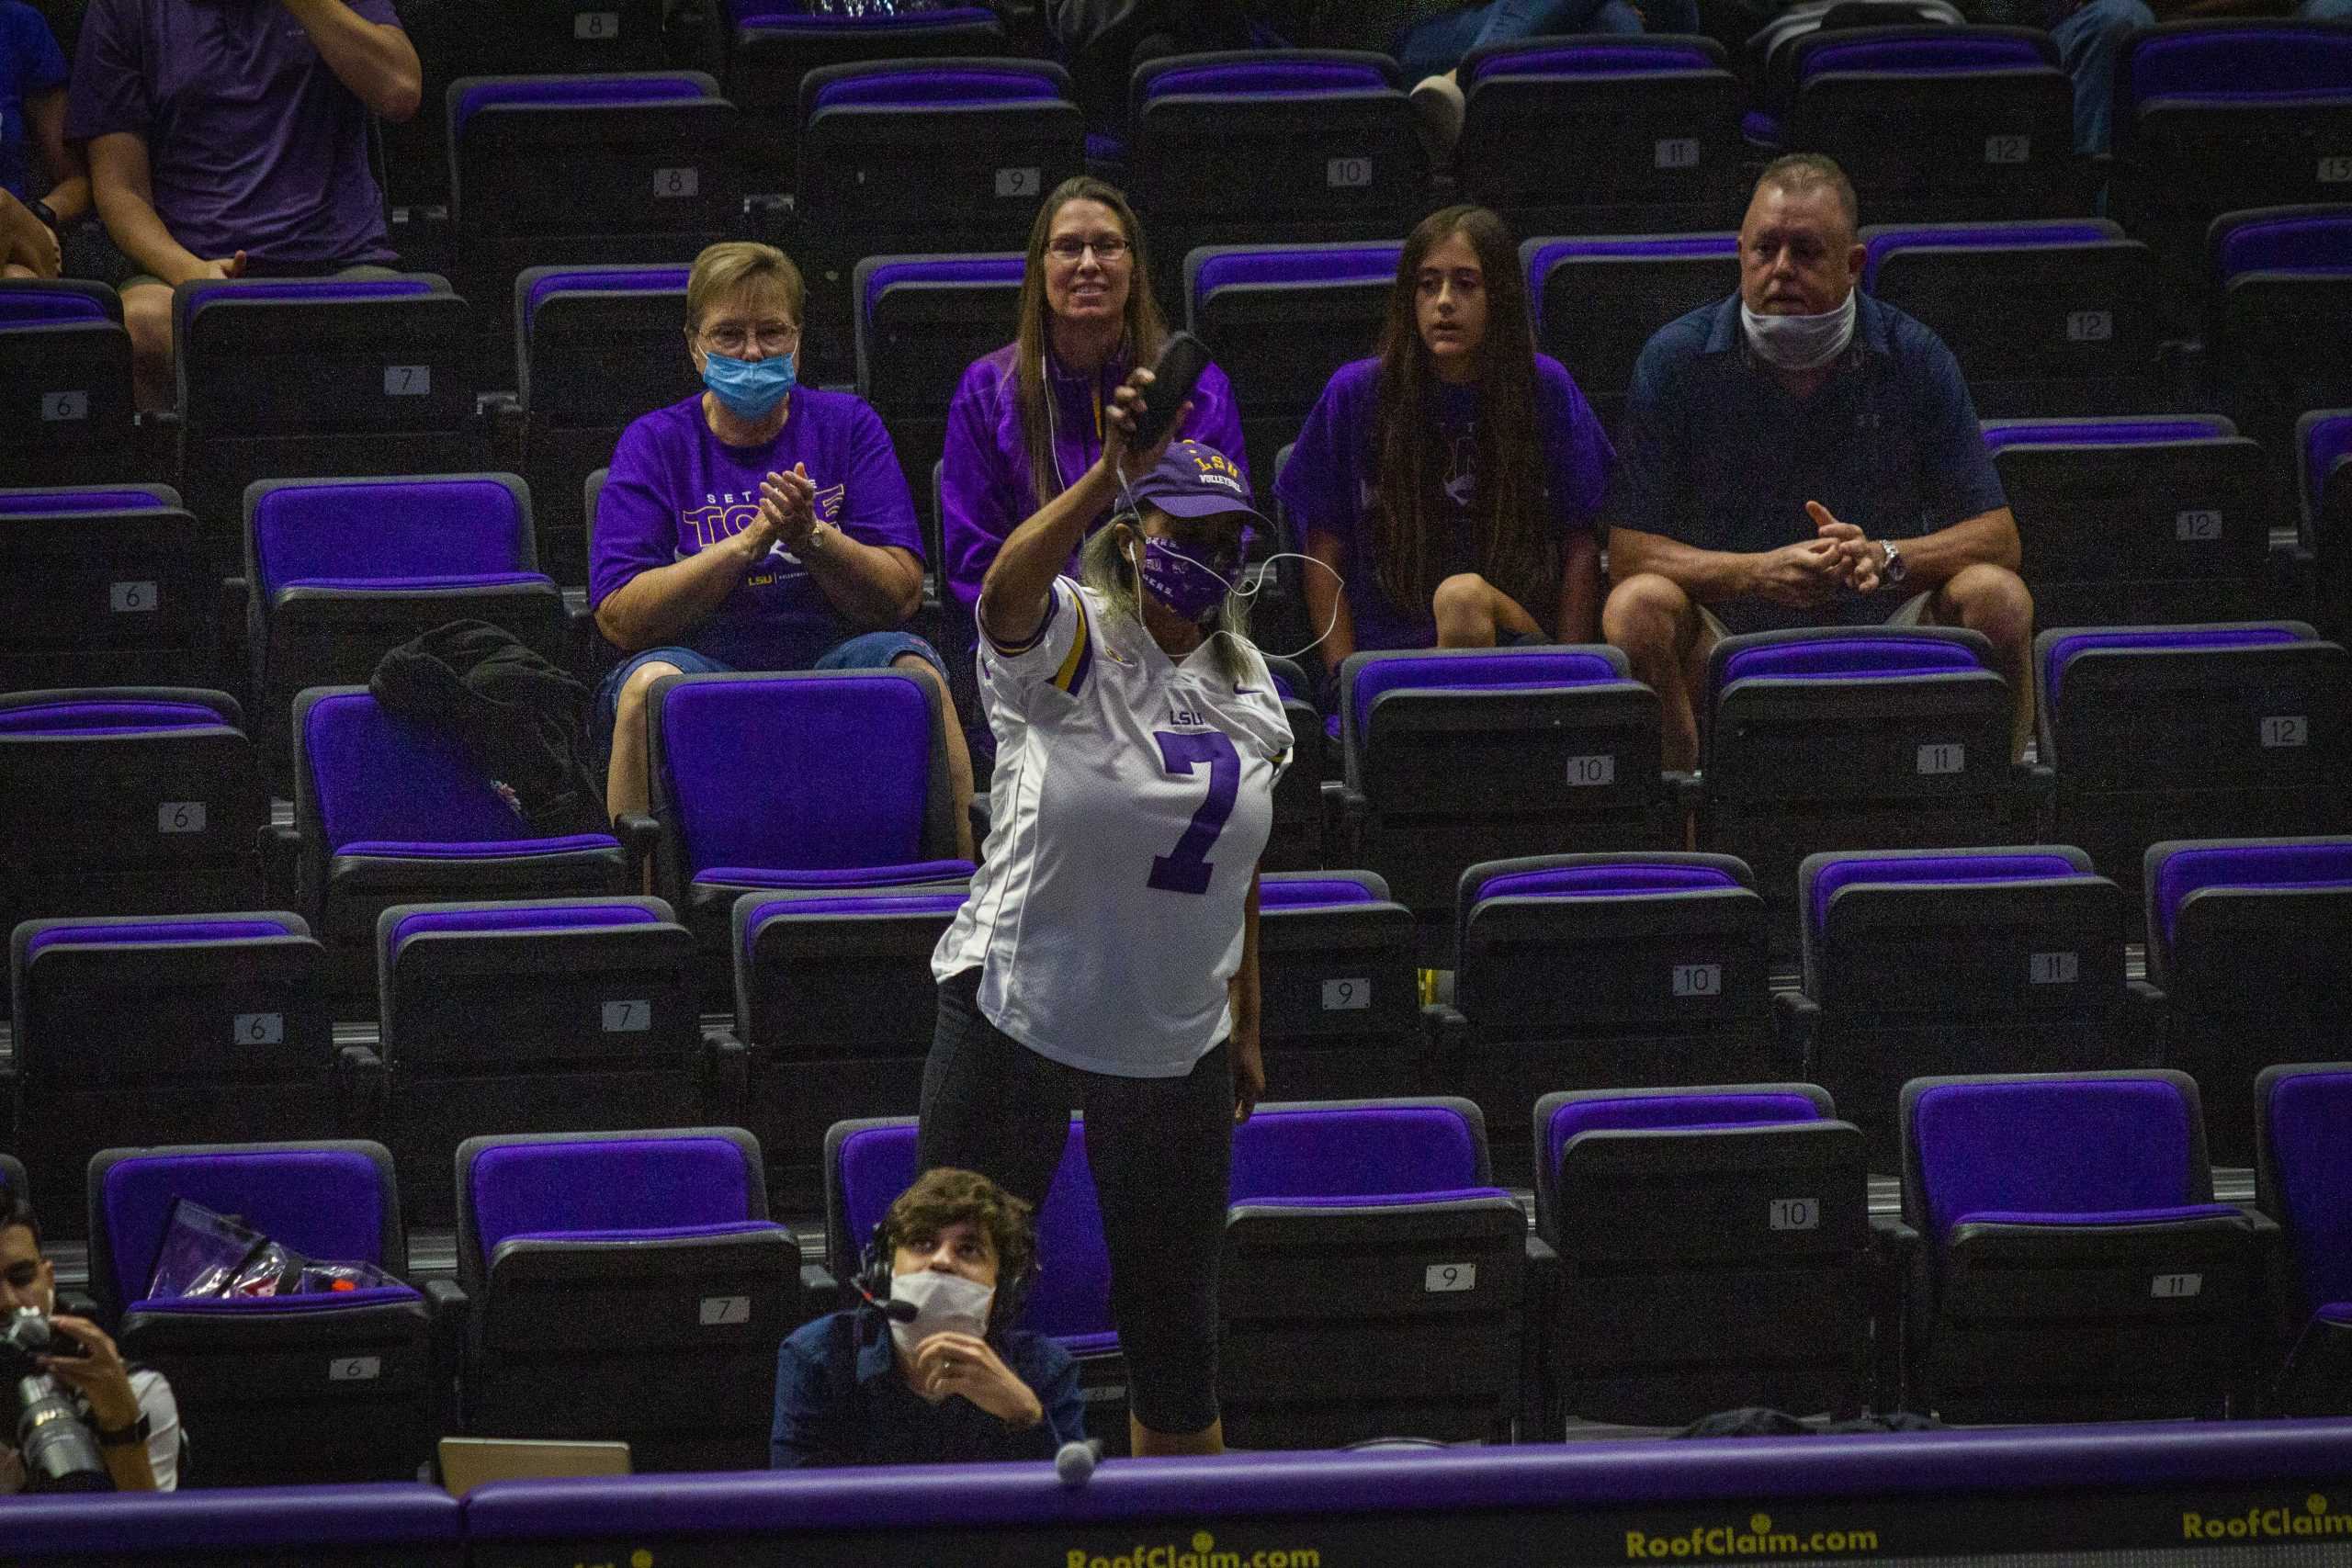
[934,576,1293,1077]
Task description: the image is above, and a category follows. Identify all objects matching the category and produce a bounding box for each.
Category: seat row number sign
[2030,952,2079,985]
[2065,310,2111,343]
[1769,1198,1819,1231]
[111,581,156,613]
[603,1000,651,1032]
[1425,1264,1476,1293]
[40,391,87,422]
[1327,158,1372,188]
[1655,139,1700,169]
[159,802,206,833]
[235,1013,284,1045]
[1567,754,1615,786]
[1917,743,1964,775]
[655,168,698,197]
[701,1296,752,1325]
[384,366,429,396]
[2152,1273,2202,1299]
[1984,136,2030,164]
[1322,978,1370,1011]
[2176,510,2222,541]
[2321,156,2352,183]
[995,168,1040,197]
[2263,716,2308,749]
[329,1357,381,1381]
[574,10,619,36]
[1672,964,1721,998]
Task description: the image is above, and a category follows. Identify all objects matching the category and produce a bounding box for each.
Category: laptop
[436,1437,632,1498]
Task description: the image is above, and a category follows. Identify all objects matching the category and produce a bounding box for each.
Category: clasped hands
[1749,501,1890,609]
[740,464,820,561]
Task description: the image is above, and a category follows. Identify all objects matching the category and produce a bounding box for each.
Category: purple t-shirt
[593,389,922,671]
[1275,354,1616,652]
[65,0,400,266]
[938,339,1247,611]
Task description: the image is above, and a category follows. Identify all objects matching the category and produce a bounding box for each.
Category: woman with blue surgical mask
[591,241,976,846]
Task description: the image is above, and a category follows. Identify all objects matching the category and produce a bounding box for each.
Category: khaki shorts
[1694,589,1936,656]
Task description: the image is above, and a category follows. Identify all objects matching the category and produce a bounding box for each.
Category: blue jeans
[1396,0,1702,78]
[2052,0,2155,155]
[594,630,949,739]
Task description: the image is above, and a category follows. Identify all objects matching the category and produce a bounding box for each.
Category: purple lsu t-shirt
[65,0,399,266]
[592,389,922,671]
[1275,354,1616,652]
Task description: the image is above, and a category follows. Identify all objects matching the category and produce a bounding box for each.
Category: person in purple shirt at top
[1276,204,1615,698]
[938,177,1245,741]
[65,0,422,407]
[594,241,975,858]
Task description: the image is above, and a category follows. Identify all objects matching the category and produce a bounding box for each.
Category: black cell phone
[1130,332,1212,451]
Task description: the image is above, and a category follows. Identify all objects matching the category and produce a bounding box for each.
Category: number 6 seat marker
[1147,730,1239,895]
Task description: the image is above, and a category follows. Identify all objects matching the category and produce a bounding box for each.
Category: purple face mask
[1136,536,1232,623]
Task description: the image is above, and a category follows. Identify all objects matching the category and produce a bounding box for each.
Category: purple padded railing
[136,1283,422,1314]
[498,1220,781,1249]
[2263,1068,2352,1313]
[1476,863,1737,904]
[1231,1105,1482,1201]
[1982,417,2233,454]
[101,1150,389,1307]
[279,572,547,595]
[2149,839,2352,952]
[2041,626,2301,711]
[1145,62,1389,100]
[1861,222,2119,288]
[1547,1091,1823,1184]
[453,74,707,134]
[1803,36,2048,80]
[1238,1186,1512,1210]
[523,267,689,330]
[1469,43,1717,84]
[1350,650,1620,735]
[1193,246,1400,298]
[0,490,175,514]
[0,700,227,734]
[1257,877,1380,910]
[2307,413,2352,505]
[1911,1077,2198,1246]
[182,280,433,316]
[387,903,664,954]
[339,835,618,861]
[2216,213,2352,281]
[810,68,1061,113]
[741,890,967,959]
[2127,28,2352,107]
[862,255,1022,320]
[700,860,970,892]
[0,290,110,325]
[1808,851,2083,934]
[26,919,298,962]
[1720,637,1982,686]
[469,1135,754,1263]
[1954,1203,2242,1228]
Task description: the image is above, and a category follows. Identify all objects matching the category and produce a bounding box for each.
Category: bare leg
[1431,571,1544,649]
[1933,564,2037,761]
[605,659,683,825]
[895,652,976,861]
[1601,572,1708,773]
[1131,1415,1224,1457]
[121,281,175,414]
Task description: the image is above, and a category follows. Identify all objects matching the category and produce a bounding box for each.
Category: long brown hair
[1013,176,1170,509]
[1369,204,1555,619]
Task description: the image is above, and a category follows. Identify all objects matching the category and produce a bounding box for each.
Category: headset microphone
[858,1280,921,1323]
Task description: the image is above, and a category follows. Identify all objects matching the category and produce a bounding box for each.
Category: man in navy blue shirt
[773,1168,1084,1468]
[1601,153,2031,772]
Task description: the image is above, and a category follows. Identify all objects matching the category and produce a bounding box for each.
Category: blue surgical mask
[1136,536,1232,624]
[702,348,797,418]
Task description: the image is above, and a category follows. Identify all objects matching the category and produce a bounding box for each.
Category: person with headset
[922,404,1291,1458]
[938,175,1246,761]
[1277,203,1615,704]
[1600,153,2031,773]
[771,1167,1082,1468]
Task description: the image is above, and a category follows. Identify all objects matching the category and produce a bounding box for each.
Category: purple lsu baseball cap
[1128,441,1270,531]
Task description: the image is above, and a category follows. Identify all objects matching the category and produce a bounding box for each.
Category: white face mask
[887,1269,996,1391]
[1740,288,1858,371]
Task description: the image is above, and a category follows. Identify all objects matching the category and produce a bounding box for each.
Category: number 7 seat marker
[1148,730,1240,895]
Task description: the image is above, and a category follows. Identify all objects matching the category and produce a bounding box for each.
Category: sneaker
[1408,72,1465,164]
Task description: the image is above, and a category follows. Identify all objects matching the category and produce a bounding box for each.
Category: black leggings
[917,968,1234,1436]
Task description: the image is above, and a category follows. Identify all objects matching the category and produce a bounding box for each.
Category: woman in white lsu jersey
[922,380,1290,1459]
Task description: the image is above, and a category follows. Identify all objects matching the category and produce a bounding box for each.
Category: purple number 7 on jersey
[1148,729,1239,895]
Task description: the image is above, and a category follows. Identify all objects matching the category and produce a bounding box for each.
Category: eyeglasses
[701,322,800,355]
[1045,236,1130,262]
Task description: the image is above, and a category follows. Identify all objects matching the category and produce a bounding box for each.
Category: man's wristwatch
[24,197,59,237]
[1879,538,1908,590]
[94,1410,151,1450]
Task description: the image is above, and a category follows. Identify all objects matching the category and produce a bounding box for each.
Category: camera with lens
[1,1306,110,1492]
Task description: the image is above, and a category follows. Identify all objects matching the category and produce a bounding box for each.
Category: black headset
[855,1216,1037,1336]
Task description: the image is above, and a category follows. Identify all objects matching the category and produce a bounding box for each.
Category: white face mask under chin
[888,1269,995,1394]
[1741,288,1858,372]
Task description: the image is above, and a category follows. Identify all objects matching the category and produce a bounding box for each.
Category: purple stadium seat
[1445,855,1773,1178]
[291,687,628,996]
[1457,38,1745,231]
[1338,646,1671,928]
[732,886,972,1211]
[375,897,711,1222]
[1220,1099,1525,1446]
[1790,847,2128,1161]
[1250,870,1418,1102]
[2300,410,2352,638]
[85,1141,433,1485]
[2143,838,2352,1163]
[0,483,210,689]
[1520,233,1739,428]
[2256,1064,2352,1410]
[1899,1071,2264,1421]
[454,1128,797,1471]
[643,671,971,958]
[0,686,266,956]
[9,912,338,1236]
[0,281,133,488]
[1533,1082,1878,1426]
